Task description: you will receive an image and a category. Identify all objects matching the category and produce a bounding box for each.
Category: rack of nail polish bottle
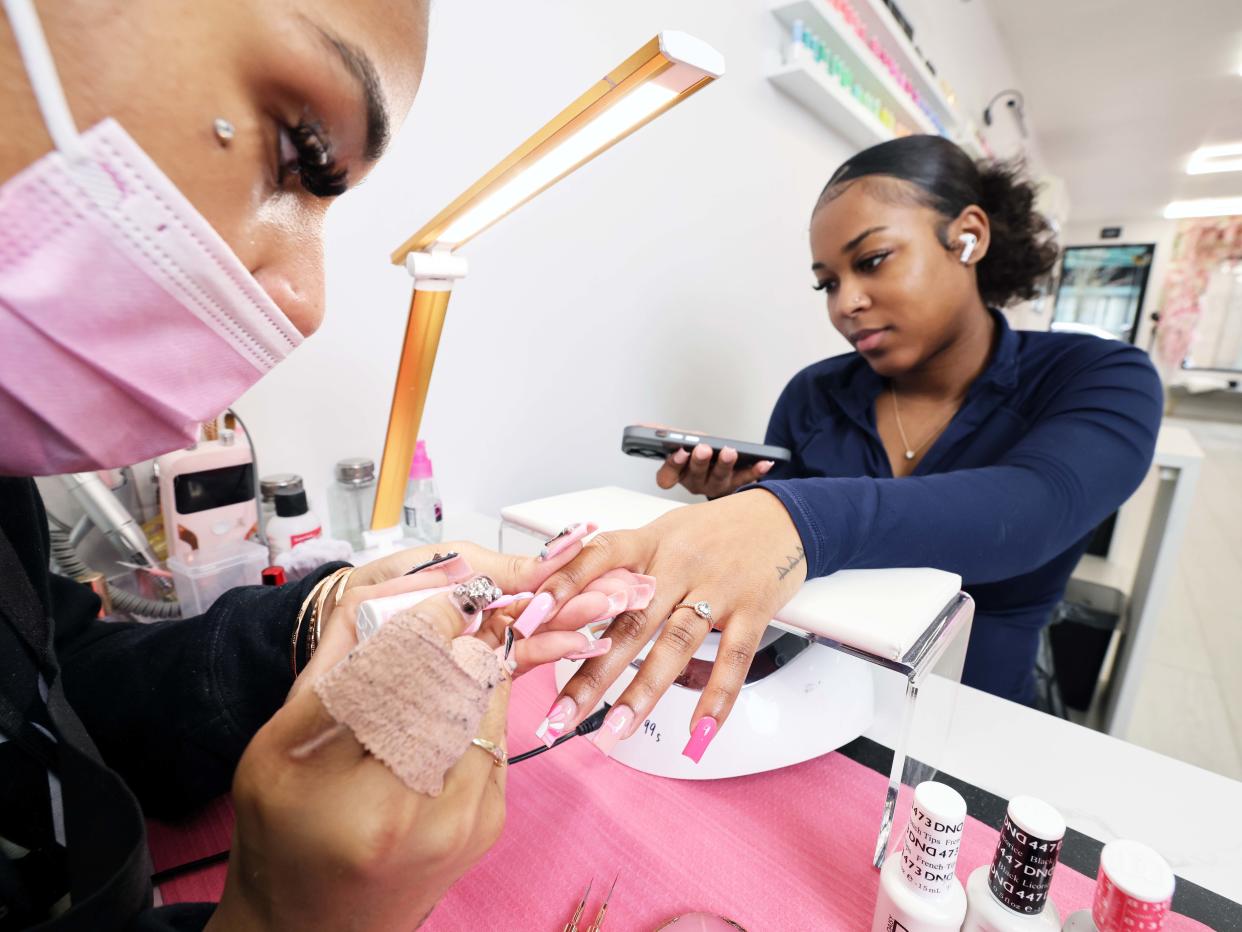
[498,486,975,870]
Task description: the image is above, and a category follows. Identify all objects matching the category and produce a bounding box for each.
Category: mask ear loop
[3,0,90,163]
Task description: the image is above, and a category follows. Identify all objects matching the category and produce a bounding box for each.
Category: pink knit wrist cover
[313,608,507,796]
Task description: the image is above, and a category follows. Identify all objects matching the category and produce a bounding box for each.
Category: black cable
[150,849,230,886]
[507,702,611,765]
[150,704,611,886]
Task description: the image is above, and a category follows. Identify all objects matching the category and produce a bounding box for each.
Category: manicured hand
[531,489,808,761]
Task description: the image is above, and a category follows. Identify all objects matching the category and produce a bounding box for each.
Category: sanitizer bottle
[870,781,968,932]
[962,796,1065,931]
[401,440,442,544]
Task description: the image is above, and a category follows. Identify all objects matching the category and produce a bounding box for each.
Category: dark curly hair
[815,135,1059,307]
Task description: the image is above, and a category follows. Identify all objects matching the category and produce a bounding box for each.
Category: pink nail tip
[486,591,534,610]
[539,521,598,560]
[682,716,719,764]
[535,696,576,748]
[513,592,555,638]
[628,585,656,609]
[590,705,634,758]
[565,637,612,661]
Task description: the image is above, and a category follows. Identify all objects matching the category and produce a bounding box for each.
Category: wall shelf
[770,0,937,137]
[851,0,959,127]
[767,0,986,158]
[766,60,893,149]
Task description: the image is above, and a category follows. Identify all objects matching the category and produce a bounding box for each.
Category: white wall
[234,1,1038,523]
[1061,218,1179,351]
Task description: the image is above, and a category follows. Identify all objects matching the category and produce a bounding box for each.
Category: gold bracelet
[291,582,322,677]
[317,568,355,655]
[309,567,351,661]
[291,568,350,676]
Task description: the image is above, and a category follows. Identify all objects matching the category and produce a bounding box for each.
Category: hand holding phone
[622,426,789,500]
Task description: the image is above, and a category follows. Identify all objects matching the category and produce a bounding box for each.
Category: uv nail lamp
[552,627,874,780]
[500,486,974,868]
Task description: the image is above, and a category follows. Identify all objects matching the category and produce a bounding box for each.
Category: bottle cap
[274,488,309,517]
[260,473,303,501]
[900,781,966,897]
[409,440,434,479]
[1092,840,1174,930]
[988,796,1065,915]
[335,458,375,484]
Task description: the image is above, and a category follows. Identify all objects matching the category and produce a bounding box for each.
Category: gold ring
[470,737,506,767]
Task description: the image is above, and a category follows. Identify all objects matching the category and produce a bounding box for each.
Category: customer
[534,136,1163,760]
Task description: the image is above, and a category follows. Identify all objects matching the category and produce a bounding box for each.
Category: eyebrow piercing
[213,118,235,147]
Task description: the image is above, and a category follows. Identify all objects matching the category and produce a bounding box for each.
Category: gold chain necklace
[890,382,961,461]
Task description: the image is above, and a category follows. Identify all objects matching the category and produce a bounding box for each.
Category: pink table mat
[150,667,1212,930]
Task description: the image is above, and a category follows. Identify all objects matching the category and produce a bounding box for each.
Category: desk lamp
[371,32,725,531]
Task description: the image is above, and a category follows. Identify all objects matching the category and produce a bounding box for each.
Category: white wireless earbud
[959,233,978,264]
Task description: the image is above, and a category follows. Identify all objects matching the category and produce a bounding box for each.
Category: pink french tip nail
[601,591,629,620]
[535,696,577,748]
[628,584,656,609]
[590,704,635,758]
[565,637,612,661]
[513,591,555,639]
[539,521,597,560]
[682,716,719,764]
[486,591,534,611]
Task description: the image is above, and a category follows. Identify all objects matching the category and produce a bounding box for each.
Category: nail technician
[0,1,595,929]
[536,136,1163,760]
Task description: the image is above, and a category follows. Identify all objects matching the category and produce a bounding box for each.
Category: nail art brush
[587,874,618,931]
[563,879,592,932]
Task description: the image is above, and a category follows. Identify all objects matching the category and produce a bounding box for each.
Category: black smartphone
[621,425,791,469]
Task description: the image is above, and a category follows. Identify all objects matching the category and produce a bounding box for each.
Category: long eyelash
[812,280,835,292]
[286,121,348,197]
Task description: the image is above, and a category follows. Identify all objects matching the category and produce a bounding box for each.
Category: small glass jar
[259,473,303,526]
[328,458,377,551]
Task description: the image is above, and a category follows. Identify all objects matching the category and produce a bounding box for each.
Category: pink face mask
[0,0,303,476]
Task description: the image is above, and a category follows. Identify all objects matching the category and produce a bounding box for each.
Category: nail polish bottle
[870,781,967,932]
[1061,839,1174,931]
[962,796,1065,931]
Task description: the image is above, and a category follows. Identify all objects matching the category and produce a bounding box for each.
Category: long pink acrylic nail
[486,591,534,611]
[682,716,719,764]
[590,704,635,758]
[565,637,612,661]
[540,521,597,560]
[590,591,629,623]
[513,591,555,638]
[535,696,577,748]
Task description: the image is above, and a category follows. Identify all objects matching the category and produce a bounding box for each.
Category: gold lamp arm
[370,285,452,530]
[372,33,723,533]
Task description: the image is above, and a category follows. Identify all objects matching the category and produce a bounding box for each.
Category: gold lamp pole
[371,32,725,531]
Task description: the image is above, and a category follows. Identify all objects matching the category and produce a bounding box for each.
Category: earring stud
[213,118,235,146]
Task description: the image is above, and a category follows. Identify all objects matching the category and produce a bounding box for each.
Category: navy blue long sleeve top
[759,310,1163,703]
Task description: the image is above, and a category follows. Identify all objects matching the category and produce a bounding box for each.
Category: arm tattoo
[776,545,806,581]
